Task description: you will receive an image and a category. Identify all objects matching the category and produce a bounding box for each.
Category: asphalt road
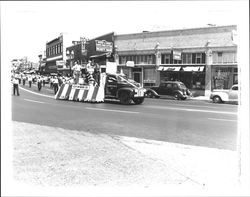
[12,84,238,150]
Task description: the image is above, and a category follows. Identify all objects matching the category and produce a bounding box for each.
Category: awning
[199,66,205,72]
[182,66,205,72]
[163,67,181,71]
[89,52,111,59]
[157,66,164,71]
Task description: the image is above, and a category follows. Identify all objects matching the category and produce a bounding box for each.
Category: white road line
[85,107,139,114]
[24,99,45,104]
[19,87,54,98]
[208,118,238,122]
[145,105,237,115]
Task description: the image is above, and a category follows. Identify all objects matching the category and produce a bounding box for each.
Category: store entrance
[133,72,141,84]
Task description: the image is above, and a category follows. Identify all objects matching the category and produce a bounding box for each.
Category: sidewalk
[9,121,240,196]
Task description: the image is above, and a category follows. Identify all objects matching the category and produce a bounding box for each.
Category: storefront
[211,65,238,90]
[159,66,205,90]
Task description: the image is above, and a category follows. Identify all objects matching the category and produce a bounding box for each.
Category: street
[12,84,238,151]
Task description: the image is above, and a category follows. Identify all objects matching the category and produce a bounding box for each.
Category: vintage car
[145,81,192,100]
[210,84,239,104]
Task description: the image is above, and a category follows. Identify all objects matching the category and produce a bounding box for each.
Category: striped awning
[182,66,205,72]
[163,67,181,71]
[158,66,181,71]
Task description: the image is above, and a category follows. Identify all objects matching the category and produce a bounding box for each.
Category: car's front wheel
[119,92,132,105]
[132,97,144,104]
[213,96,222,103]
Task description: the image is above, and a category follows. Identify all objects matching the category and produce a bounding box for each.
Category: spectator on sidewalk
[22,74,26,86]
[42,76,46,87]
[12,77,20,96]
[28,75,32,88]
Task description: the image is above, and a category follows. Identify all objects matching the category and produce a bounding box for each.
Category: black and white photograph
[1,0,249,196]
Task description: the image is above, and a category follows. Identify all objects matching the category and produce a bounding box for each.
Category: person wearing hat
[28,74,32,88]
[12,76,20,96]
[37,76,42,91]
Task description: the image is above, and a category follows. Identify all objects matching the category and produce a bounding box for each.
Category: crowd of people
[11,60,102,96]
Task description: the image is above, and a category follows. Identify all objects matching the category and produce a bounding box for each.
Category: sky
[1,0,248,63]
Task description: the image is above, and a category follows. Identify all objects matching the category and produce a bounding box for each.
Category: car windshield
[117,75,141,87]
[179,83,187,89]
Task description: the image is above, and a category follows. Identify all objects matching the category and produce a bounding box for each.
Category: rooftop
[114,25,237,51]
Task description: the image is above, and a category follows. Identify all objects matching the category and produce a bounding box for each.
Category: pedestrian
[22,74,26,86]
[37,76,42,91]
[42,76,46,87]
[50,76,54,89]
[53,76,59,94]
[28,75,32,88]
[12,77,20,96]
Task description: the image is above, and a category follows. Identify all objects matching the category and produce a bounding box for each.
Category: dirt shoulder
[13,121,188,188]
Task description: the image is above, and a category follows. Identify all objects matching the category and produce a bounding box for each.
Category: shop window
[120,56,126,64]
[233,74,238,84]
[144,68,156,82]
[162,54,171,64]
[218,52,223,63]
[148,55,153,64]
[182,53,192,64]
[196,53,202,64]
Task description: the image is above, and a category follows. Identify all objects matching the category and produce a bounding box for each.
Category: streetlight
[66,50,74,76]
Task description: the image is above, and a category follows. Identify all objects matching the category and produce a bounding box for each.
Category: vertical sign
[173,50,182,60]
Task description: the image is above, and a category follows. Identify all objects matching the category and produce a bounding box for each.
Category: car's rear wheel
[146,91,154,98]
[119,92,132,105]
[213,96,222,103]
[173,93,180,100]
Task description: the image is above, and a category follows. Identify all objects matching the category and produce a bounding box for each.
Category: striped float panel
[55,84,105,102]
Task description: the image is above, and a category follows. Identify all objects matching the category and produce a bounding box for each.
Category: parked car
[145,81,192,100]
[210,84,239,104]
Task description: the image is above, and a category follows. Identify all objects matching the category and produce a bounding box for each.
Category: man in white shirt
[72,61,82,84]
[12,77,20,96]
[28,75,32,88]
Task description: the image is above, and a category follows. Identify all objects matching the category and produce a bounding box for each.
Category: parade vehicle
[104,73,146,104]
[55,72,146,105]
[145,81,192,100]
[210,84,239,104]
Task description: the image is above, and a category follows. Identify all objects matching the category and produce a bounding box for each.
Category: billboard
[95,40,113,52]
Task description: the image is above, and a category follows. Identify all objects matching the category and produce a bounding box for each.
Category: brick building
[114,25,237,96]
[65,32,115,74]
[44,34,72,74]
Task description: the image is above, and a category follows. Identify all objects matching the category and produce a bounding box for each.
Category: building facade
[65,32,115,73]
[44,33,72,74]
[114,25,237,96]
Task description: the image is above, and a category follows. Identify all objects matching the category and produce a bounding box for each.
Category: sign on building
[173,50,182,60]
[56,60,65,68]
[95,40,113,52]
[126,61,135,67]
